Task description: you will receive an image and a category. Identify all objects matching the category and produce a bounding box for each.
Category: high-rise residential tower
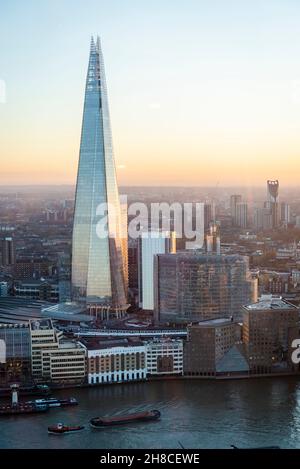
[280,202,290,226]
[254,207,272,231]
[206,222,221,254]
[71,37,128,317]
[204,203,215,232]
[267,180,279,228]
[235,202,248,228]
[230,194,242,226]
[0,236,15,266]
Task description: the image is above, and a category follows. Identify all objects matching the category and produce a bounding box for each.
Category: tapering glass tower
[71,37,127,315]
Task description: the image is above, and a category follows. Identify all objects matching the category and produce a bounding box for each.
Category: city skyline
[1,1,300,186]
[2,1,300,456]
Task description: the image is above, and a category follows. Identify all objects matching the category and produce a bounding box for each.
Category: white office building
[138,231,176,310]
[146,338,183,376]
[30,319,86,384]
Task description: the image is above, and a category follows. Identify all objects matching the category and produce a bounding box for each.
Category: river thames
[1,377,300,449]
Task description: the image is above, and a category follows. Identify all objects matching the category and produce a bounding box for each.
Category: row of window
[89,371,146,384]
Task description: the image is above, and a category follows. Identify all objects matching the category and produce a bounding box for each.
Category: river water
[1,377,300,449]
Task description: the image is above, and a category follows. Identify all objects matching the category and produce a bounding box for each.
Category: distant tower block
[267,180,279,202]
[230,195,242,227]
[206,222,221,255]
[267,180,279,228]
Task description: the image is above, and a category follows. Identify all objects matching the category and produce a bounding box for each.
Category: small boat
[27,397,78,408]
[90,409,161,428]
[48,423,85,435]
[0,403,49,416]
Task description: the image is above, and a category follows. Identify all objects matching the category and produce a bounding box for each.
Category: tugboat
[26,397,78,408]
[0,384,49,416]
[90,409,161,428]
[48,423,85,435]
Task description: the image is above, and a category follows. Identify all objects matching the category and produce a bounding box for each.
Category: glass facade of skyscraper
[154,252,257,323]
[71,37,127,311]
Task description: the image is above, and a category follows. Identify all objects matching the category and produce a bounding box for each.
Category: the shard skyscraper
[71,37,128,318]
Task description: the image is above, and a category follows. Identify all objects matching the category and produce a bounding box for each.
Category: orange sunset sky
[1,1,300,187]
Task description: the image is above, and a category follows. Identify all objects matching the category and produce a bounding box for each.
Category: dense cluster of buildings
[0,295,299,387]
[1,38,300,390]
[0,319,185,386]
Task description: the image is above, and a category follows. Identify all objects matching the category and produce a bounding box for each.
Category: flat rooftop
[82,337,144,350]
[15,279,58,286]
[58,340,86,350]
[245,297,298,311]
[194,318,235,327]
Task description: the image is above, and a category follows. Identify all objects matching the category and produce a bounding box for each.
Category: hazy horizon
[0,183,296,189]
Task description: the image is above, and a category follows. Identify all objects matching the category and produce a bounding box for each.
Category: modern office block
[184,319,249,377]
[243,296,299,374]
[138,231,176,311]
[154,252,256,323]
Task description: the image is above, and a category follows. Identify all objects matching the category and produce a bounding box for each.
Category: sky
[1,0,300,186]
